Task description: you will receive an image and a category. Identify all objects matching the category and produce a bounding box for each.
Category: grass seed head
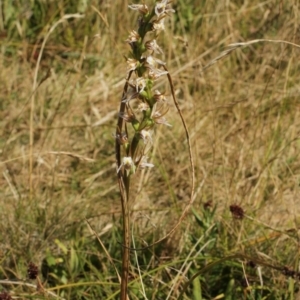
[229,204,244,220]
[27,262,39,280]
[0,292,12,300]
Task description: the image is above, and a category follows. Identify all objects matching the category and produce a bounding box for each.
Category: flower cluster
[117,1,174,175]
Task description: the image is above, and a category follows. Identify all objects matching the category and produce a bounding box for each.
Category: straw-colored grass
[0,0,300,299]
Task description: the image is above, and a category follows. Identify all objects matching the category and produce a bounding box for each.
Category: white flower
[125,30,140,44]
[146,55,165,67]
[117,156,154,174]
[118,110,136,123]
[155,0,175,17]
[148,67,168,80]
[128,4,149,14]
[153,19,165,31]
[123,157,134,169]
[146,56,156,67]
[145,39,164,54]
[117,156,135,174]
[126,58,139,72]
[145,56,167,79]
[137,102,149,112]
[152,110,171,126]
[114,132,128,145]
[154,90,168,102]
[135,77,147,93]
[122,86,139,103]
[140,130,153,144]
[139,156,154,169]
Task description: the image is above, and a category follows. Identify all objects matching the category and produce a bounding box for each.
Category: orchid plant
[115,1,190,299]
[116,1,174,178]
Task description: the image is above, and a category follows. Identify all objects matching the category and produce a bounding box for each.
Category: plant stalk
[120,174,130,300]
[116,73,132,300]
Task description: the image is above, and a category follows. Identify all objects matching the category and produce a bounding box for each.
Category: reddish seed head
[0,292,12,300]
[282,266,297,278]
[247,260,256,268]
[203,200,212,210]
[27,262,39,280]
[229,204,244,219]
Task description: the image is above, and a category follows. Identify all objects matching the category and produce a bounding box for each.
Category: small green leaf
[55,239,68,255]
[192,274,202,300]
[70,247,79,273]
[224,278,235,300]
[192,207,205,228]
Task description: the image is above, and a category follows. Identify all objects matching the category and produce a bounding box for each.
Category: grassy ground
[1,0,300,299]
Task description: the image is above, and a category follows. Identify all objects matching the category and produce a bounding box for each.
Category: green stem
[130,133,140,158]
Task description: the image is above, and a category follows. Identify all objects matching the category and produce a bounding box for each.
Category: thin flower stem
[120,174,130,300]
[116,71,133,300]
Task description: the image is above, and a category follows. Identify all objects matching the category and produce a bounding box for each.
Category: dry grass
[0,0,300,298]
